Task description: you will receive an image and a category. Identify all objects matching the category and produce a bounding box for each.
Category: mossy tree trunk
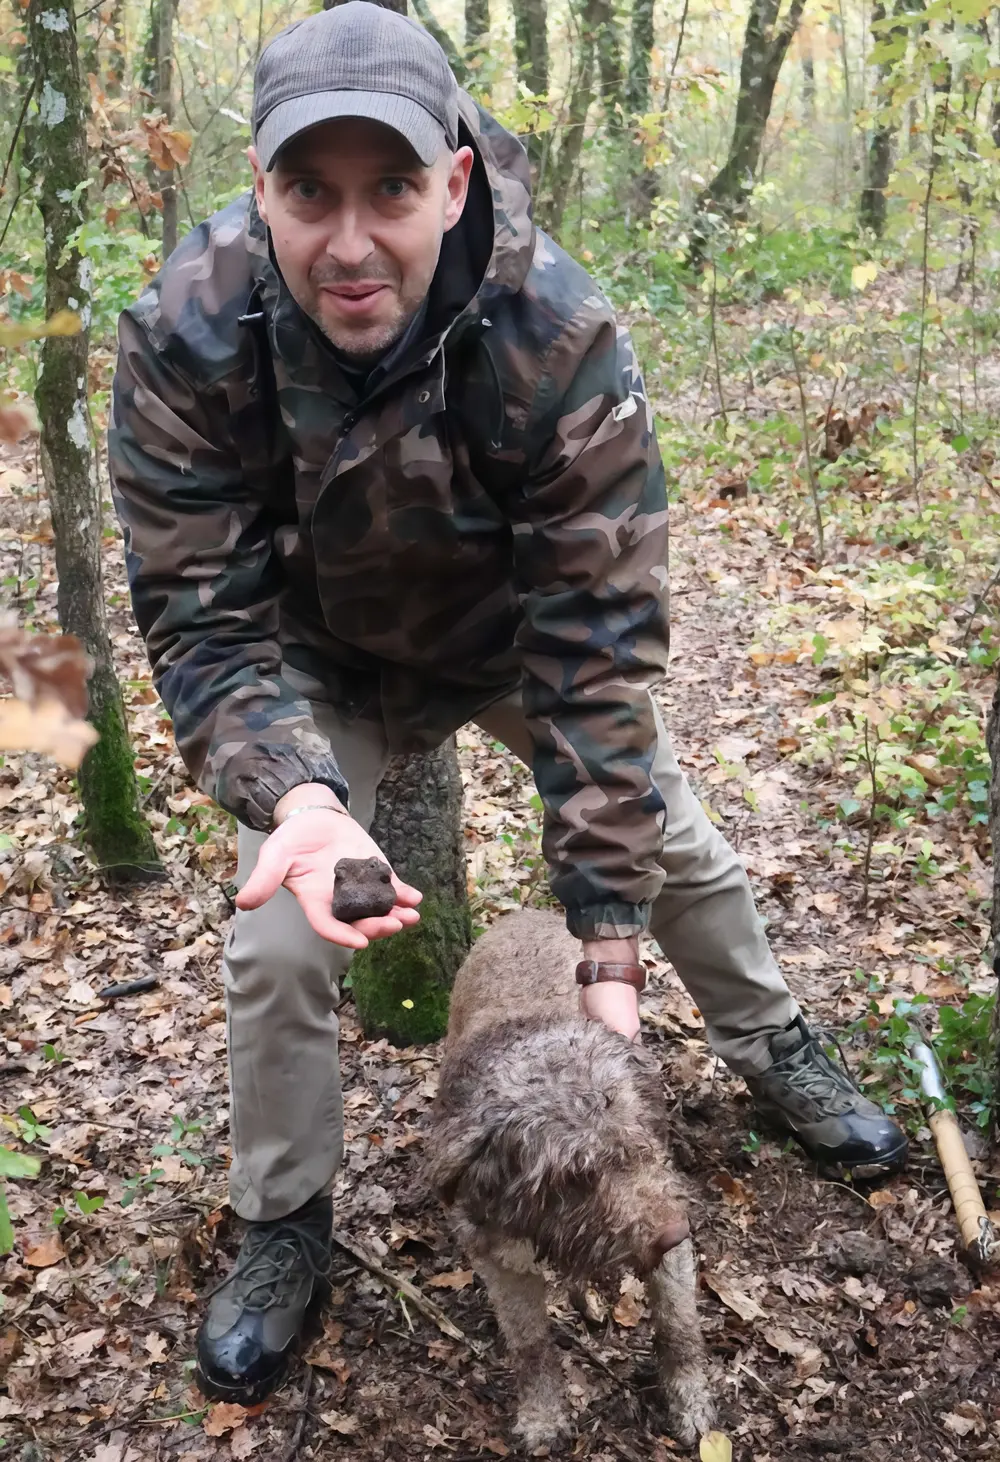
[351,738,471,1046]
[464,0,490,64]
[540,0,600,235]
[690,0,806,259]
[624,0,657,219]
[27,0,160,884]
[511,0,549,166]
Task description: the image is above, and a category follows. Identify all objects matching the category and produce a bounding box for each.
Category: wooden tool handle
[928,1107,986,1251]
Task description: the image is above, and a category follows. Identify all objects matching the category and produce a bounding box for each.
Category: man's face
[250,119,473,361]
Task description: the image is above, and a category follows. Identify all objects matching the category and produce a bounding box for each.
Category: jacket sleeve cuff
[564,902,651,941]
[215,752,351,832]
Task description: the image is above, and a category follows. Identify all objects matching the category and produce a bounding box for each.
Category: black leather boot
[196,1192,332,1404]
[745,1016,908,1179]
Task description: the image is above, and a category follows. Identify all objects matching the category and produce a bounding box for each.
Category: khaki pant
[223,689,798,1220]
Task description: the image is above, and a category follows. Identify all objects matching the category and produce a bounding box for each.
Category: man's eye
[292,180,322,202]
[380,179,409,199]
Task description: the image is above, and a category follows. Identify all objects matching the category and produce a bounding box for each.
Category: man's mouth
[320,283,390,317]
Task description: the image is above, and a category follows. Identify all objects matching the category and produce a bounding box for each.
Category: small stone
[332,857,395,922]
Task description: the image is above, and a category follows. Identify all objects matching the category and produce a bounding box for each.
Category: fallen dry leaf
[612,1291,643,1327]
[66,1326,106,1359]
[484,1440,509,1457]
[813,890,840,914]
[700,1432,733,1462]
[867,1189,896,1209]
[427,1269,473,1289]
[143,1331,168,1363]
[22,1232,66,1268]
[320,1410,360,1435]
[704,1272,764,1323]
[93,1445,124,1462]
[203,1403,248,1437]
[229,1428,259,1460]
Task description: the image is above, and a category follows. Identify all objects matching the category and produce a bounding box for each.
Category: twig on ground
[279,1366,314,1462]
[331,1227,466,1342]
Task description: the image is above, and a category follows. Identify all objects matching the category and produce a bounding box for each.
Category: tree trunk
[626,0,654,116]
[107,0,125,96]
[511,0,549,164]
[350,739,471,1045]
[156,0,178,259]
[593,0,624,122]
[465,0,490,60]
[801,36,816,119]
[691,0,806,251]
[986,672,1000,1129]
[540,0,599,236]
[625,0,658,218]
[858,1,906,237]
[411,0,468,81]
[26,0,160,884]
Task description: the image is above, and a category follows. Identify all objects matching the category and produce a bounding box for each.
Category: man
[109,1,907,1407]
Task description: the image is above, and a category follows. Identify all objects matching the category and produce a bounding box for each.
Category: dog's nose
[652,1216,691,1260]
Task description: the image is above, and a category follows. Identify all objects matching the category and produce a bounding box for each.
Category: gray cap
[252,2,459,171]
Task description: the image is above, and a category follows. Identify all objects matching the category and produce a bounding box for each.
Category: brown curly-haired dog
[426,909,715,1451]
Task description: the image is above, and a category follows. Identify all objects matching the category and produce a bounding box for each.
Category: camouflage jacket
[109,96,670,940]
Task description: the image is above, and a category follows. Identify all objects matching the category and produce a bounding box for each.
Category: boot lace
[207,1215,332,1312]
[775,1029,860,1116]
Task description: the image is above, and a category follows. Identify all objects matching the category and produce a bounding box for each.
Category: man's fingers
[297,893,371,948]
[235,847,289,911]
[352,911,411,941]
[390,878,422,908]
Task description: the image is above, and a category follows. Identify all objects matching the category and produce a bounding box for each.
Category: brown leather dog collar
[574,960,647,993]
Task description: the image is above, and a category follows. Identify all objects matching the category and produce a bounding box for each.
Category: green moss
[78,689,161,884]
[351,894,471,1046]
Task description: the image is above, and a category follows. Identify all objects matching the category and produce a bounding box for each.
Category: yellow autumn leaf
[700,1432,733,1462]
[851,261,879,291]
[0,309,82,347]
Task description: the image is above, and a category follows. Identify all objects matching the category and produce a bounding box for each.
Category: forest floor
[2,336,1000,1461]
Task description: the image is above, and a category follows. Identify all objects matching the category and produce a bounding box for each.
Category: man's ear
[247,145,269,224]
[443,145,474,233]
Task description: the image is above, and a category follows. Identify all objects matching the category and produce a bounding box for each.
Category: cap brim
[257,90,446,170]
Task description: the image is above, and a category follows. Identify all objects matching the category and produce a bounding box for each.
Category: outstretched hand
[236,806,422,947]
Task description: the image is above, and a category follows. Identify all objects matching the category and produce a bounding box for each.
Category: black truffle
[333,856,396,921]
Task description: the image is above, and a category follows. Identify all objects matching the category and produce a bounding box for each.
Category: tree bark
[540,0,599,235]
[464,0,490,60]
[593,0,624,121]
[512,0,549,94]
[986,671,1000,1128]
[350,739,471,1045]
[625,0,654,116]
[411,0,468,81]
[691,0,806,252]
[156,0,178,259]
[858,1,906,237]
[26,0,160,884]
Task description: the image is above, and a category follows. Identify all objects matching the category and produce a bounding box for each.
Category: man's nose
[326,206,375,269]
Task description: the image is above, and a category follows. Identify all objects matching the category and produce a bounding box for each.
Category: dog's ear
[424,1119,493,1208]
